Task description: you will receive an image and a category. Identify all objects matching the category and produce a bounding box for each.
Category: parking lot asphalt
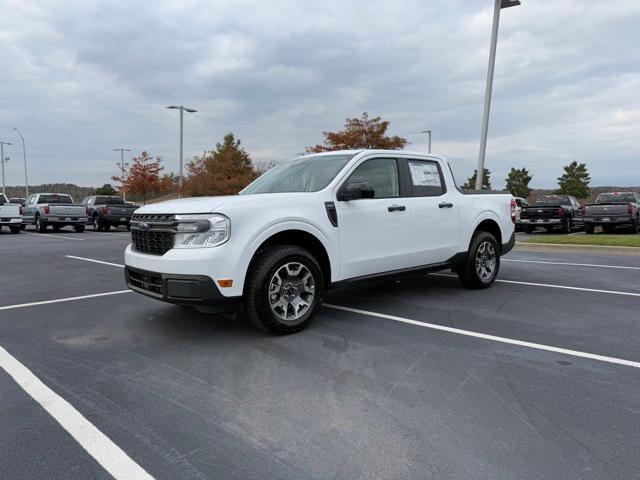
[1,226,639,479]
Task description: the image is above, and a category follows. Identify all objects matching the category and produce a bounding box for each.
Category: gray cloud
[0,0,638,189]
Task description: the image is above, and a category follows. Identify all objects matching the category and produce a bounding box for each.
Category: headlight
[173,214,230,248]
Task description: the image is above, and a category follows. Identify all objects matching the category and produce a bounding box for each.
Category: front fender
[233,219,338,295]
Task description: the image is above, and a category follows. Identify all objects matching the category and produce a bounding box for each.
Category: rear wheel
[585,223,595,234]
[52,225,61,232]
[456,231,500,289]
[93,216,103,232]
[102,222,111,232]
[561,217,572,234]
[545,226,554,233]
[35,216,47,233]
[244,245,324,334]
[630,218,639,234]
[9,225,20,234]
[524,225,534,234]
[74,224,85,233]
[602,225,614,234]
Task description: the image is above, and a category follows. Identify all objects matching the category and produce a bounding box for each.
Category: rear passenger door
[22,195,37,224]
[404,158,460,265]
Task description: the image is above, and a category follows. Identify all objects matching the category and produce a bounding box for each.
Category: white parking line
[0,290,132,311]
[430,273,640,298]
[324,304,640,370]
[83,231,131,238]
[24,232,84,241]
[66,255,125,268]
[503,258,640,271]
[0,345,154,480]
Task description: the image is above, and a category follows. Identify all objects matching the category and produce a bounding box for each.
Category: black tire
[74,224,85,233]
[35,215,47,233]
[524,225,534,234]
[630,218,639,234]
[93,215,103,232]
[102,222,111,232]
[20,224,26,230]
[456,231,501,289]
[602,225,614,234]
[52,225,61,232]
[561,217,572,234]
[244,245,324,334]
[126,224,131,231]
[9,225,21,234]
[585,223,595,234]
[545,226,554,233]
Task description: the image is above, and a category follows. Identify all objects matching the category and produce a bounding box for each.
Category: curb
[514,241,640,256]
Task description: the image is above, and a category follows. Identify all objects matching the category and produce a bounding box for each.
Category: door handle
[438,202,454,209]
[388,205,406,212]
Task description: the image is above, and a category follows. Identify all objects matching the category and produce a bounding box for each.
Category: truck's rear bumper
[583,216,633,225]
[0,217,22,225]
[519,218,562,224]
[103,215,133,224]
[41,216,88,224]
[124,266,241,313]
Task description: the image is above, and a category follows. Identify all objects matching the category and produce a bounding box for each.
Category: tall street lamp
[166,105,197,194]
[475,0,521,190]
[420,129,432,153]
[113,148,131,200]
[13,128,29,198]
[0,141,12,197]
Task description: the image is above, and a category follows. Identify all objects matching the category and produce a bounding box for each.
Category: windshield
[40,194,74,204]
[240,154,355,194]
[597,193,636,203]
[535,195,569,205]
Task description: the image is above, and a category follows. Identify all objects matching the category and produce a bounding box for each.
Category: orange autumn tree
[112,151,172,204]
[183,133,257,196]
[307,112,408,152]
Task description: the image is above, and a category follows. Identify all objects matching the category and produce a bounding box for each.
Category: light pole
[13,128,29,198]
[113,148,131,200]
[0,141,12,197]
[475,0,521,190]
[420,130,432,153]
[166,105,197,194]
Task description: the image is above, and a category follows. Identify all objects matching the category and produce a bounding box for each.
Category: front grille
[128,269,163,295]
[130,214,176,255]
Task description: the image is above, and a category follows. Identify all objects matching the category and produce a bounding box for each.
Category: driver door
[334,157,414,279]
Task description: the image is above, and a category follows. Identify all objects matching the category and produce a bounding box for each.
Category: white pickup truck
[125,150,516,333]
[0,193,22,234]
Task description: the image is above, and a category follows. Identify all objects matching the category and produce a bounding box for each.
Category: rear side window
[407,160,445,197]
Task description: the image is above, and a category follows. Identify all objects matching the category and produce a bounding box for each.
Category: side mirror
[337,182,375,201]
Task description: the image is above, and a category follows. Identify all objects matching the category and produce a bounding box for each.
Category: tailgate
[521,206,559,219]
[585,204,628,216]
[0,205,21,218]
[50,205,86,217]
[106,206,136,216]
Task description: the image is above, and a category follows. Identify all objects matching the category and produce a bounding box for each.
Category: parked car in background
[124,150,516,334]
[8,197,26,206]
[81,195,138,231]
[513,197,528,230]
[583,192,640,234]
[22,193,87,232]
[520,195,583,233]
[0,194,22,234]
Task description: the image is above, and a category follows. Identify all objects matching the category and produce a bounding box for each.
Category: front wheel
[456,231,501,289]
[244,245,324,334]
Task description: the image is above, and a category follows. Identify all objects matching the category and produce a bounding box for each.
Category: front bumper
[125,266,240,313]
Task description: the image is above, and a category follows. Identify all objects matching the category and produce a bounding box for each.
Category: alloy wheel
[268,262,315,322]
[475,241,497,282]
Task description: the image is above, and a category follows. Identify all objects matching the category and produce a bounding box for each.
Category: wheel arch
[239,223,336,294]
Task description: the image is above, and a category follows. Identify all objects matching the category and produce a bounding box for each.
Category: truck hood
[134,193,321,215]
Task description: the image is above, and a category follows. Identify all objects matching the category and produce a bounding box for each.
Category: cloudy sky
[1,0,639,189]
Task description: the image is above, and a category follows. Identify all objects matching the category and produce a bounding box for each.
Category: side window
[344,158,399,198]
[27,195,36,205]
[407,160,445,197]
[515,199,522,207]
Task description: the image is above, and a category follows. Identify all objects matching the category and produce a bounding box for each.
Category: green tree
[463,168,492,190]
[505,167,532,198]
[95,183,117,196]
[183,133,256,196]
[307,112,408,152]
[557,161,591,199]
